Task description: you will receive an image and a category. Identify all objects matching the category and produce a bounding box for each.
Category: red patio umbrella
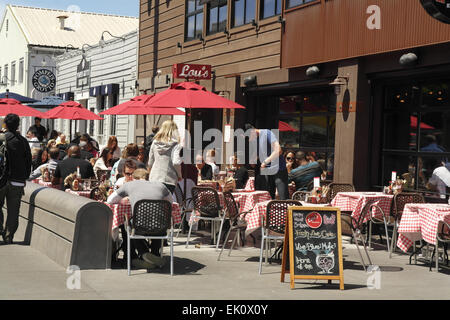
[131,82,245,109]
[410,116,435,130]
[44,101,103,141]
[279,121,299,132]
[0,98,47,117]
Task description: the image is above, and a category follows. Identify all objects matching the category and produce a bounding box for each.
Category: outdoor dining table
[31,178,59,189]
[331,192,394,227]
[65,189,92,198]
[105,199,182,241]
[397,203,450,253]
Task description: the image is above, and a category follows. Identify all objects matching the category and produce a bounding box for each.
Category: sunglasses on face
[124,172,133,176]
[286,157,294,161]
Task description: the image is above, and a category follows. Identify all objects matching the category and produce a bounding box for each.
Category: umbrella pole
[144,115,147,145]
[70,120,72,142]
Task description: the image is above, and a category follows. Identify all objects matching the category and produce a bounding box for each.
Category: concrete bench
[11,182,113,270]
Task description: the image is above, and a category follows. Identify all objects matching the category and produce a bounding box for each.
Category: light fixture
[223,29,230,38]
[65,44,76,53]
[81,43,93,58]
[177,42,182,48]
[244,75,257,87]
[156,69,162,76]
[99,30,126,47]
[277,16,285,26]
[329,75,349,95]
[306,65,320,77]
[399,52,418,66]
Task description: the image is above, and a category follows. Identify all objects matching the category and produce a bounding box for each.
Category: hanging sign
[281,206,344,290]
[420,0,450,24]
[172,63,212,80]
[32,69,56,93]
[76,57,91,88]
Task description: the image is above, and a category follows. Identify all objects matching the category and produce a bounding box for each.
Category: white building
[0,4,138,136]
[54,30,138,149]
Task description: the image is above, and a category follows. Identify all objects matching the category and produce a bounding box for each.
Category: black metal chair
[89,187,106,201]
[174,183,193,238]
[341,200,376,271]
[125,200,173,276]
[259,200,302,274]
[389,192,425,259]
[186,187,226,251]
[328,183,355,203]
[292,190,310,201]
[218,192,253,261]
[430,220,450,272]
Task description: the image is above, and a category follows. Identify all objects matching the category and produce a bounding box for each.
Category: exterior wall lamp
[99,31,126,47]
[330,75,349,95]
[399,52,418,66]
[81,44,94,58]
[306,65,320,77]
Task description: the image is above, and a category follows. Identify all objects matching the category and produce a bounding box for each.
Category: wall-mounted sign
[76,57,90,88]
[172,63,212,80]
[421,0,450,24]
[32,69,56,93]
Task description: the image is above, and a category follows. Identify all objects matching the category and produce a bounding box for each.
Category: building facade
[0,5,138,137]
[138,0,450,196]
[54,30,139,149]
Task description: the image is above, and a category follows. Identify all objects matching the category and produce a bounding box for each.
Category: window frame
[18,58,24,84]
[232,0,256,28]
[206,0,228,35]
[260,0,282,20]
[185,0,205,42]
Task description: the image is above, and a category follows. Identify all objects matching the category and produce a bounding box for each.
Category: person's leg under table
[274,170,289,200]
[0,184,7,236]
[4,184,25,242]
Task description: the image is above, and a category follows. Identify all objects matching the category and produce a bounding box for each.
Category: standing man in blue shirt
[245,124,289,200]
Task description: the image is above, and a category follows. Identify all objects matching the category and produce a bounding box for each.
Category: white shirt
[28,137,40,150]
[113,177,125,190]
[428,166,450,200]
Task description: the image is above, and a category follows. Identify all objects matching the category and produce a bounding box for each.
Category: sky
[0,0,139,18]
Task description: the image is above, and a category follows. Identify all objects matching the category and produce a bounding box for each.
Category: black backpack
[0,133,8,189]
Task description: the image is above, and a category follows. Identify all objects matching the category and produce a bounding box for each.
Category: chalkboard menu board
[281,206,344,290]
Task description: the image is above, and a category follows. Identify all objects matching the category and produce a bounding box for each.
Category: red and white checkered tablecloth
[244,177,255,191]
[189,190,272,225]
[31,179,59,189]
[331,192,393,227]
[106,200,181,240]
[397,203,450,253]
[244,200,272,237]
[65,189,91,198]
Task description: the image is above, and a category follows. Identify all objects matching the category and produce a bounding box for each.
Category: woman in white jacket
[148,120,182,194]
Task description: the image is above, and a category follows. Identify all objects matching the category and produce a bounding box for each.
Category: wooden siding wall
[138,0,282,91]
[282,0,450,69]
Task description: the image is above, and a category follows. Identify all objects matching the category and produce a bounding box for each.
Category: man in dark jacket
[0,114,32,244]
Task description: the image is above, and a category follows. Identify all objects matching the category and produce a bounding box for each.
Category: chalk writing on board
[295,256,314,271]
[295,230,336,240]
[316,252,335,274]
[323,214,336,225]
[295,242,337,252]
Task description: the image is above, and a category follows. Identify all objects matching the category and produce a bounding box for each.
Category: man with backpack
[0,114,32,244]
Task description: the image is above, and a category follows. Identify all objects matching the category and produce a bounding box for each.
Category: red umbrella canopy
[45,101,104,120]
[279,121,299,132]
[410,115,435,129]
[100,94,185,116]
[0,98,47,117]
[131,82,245,109]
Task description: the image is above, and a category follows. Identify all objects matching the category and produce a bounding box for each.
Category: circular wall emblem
[32,69,56,93]
[420,0,450,24]
[305,212,323,229]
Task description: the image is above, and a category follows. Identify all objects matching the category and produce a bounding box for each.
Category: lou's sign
[173,63,212,80]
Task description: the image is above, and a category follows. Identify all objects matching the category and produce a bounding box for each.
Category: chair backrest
[89,187,105,201]
[393,192,425,220]
[353,200,377,230]
[328,183,355,202]
[223,191,240,222]
[191,187,222,217]
[132,199,172,236]
[265,200,302,234]
[174,183,184,204]
[97,169,111,182]
[292,190,309,201]
[248,169,255,178]
[437,220,450,242]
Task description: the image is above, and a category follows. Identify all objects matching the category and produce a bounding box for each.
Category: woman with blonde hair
[148,120,182,194]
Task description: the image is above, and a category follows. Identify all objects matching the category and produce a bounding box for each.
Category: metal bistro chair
[292,190,310,201]
[96,169,111,182]
[186,187,227,251]
[328,183,355,203]
[367,203,392,253]
[259,200,302,275]
[341,200,376,271]
[174,183,193,238]
[218,192,253,261]
[89,187,106,201]
[125,200,174,276]
[430,220,450,272]
[389,192,425,259]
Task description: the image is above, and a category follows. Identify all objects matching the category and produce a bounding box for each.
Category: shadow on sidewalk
[111,256,206,275]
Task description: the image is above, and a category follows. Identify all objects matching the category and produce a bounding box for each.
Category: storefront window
[381,80,450,194]
[286,0,316,9]
[278,91,336,180]
[185,0,204,41]
[207,0,227,35]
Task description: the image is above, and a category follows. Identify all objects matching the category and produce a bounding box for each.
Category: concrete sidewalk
[0,233,449,300]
